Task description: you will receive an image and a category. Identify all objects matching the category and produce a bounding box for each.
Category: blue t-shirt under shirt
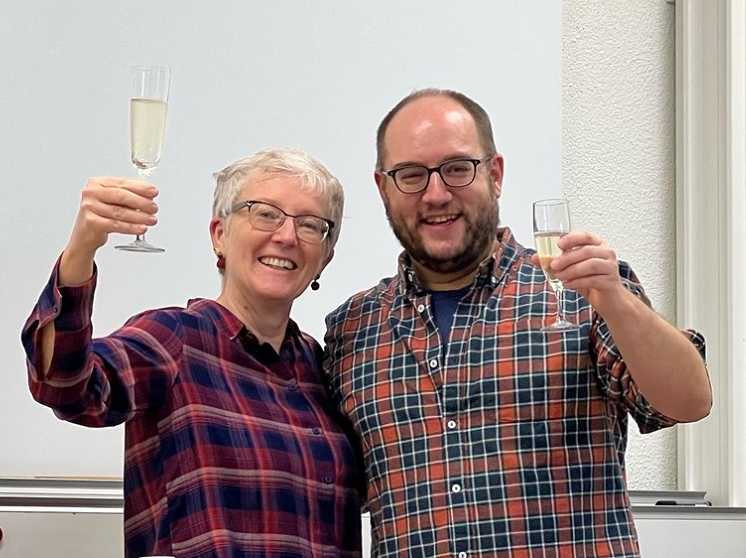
[430,287,471,344]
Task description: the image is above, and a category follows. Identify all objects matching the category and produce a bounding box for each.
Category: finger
[555,259,617,284]
[84,185,160,214]
[557,231,603,250]
[564,275,616,291]
[88,177,159,198]
[87,199,158,226]
[552,245,616,272]
[84,212,150,236]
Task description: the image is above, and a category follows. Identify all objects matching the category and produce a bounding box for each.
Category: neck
[216,289,291,352]
[412,240,498,291]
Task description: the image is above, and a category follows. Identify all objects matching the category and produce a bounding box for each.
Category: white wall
[0,1,560,478]
[562,0,678,489]
[0,0,682,493]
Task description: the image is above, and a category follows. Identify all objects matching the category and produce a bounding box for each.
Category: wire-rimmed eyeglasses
[230,200,334,244]
[381,156,492,194]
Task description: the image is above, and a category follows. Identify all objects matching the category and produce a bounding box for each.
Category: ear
[374,170,390,205]
[209,217,226,254]
[489,154,505,199]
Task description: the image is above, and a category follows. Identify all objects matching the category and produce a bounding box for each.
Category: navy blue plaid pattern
[23,261,363,558]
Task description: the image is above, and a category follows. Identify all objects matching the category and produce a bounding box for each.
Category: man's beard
[384,194,499,275]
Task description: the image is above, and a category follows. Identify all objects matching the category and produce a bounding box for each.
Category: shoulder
[297,329,323,360]
[502,245,548,286]
[616,259,649,302]
[119,305,191,345]
[325,275,398,329]
[124,305,189,327]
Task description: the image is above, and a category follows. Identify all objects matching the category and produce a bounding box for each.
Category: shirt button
[311,427,321,435]
[451,483,462,493]
[447,420,457,429]
[429,359,438,369]
[417,304,425,313]
[322,475,334,484]
[458,552,468,558]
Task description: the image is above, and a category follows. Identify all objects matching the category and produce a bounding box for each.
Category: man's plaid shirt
[324,227,705,558]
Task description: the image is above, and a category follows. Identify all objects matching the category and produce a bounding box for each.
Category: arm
[545,231,711,422]
[39,177,159,375]
[323,307,369,508]
[22,261,183,427]
[22,177,176,426]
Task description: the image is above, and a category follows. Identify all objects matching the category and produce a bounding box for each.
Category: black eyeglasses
[381,156,491,194]
[230,200,334,244]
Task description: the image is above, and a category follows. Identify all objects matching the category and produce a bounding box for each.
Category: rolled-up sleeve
[590,262,707,433]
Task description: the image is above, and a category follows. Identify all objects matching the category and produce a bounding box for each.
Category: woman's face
[211,173,333,308]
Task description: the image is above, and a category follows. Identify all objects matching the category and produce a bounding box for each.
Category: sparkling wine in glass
[116,65,170,253]
[533,199,577,331]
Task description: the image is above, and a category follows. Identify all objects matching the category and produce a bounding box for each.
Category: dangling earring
[311,275,320,291]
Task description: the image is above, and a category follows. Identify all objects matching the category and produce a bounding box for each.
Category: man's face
[376,96,503,276]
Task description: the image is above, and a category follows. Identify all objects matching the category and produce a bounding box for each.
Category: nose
[420,170,453,205]
[270,218,298,245]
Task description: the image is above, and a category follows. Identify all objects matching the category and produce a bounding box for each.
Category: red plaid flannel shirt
[325,227,705,558]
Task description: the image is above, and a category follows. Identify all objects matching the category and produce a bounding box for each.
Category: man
[325,89,711,557]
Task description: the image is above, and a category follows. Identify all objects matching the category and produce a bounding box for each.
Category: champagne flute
[116,65,171,253]
[533,199,577,331]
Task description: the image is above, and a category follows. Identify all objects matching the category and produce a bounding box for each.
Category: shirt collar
[396,226,524,296]
[185,298,301,344]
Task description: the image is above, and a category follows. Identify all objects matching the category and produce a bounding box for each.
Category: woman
[21,149,363,558]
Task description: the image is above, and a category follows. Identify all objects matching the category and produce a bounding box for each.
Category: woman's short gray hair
[212,148,345,250]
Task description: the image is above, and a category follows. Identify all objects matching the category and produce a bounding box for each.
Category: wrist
[594,284,641,323]
[59,245,96,287]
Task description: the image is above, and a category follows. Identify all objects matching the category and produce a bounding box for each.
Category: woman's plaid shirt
[23,262,363,558]
[324,227,705,558]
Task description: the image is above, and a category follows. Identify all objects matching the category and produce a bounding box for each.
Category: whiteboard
[0,1,561,477]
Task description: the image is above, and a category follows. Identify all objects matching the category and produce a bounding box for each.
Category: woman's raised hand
[59,177,159,285]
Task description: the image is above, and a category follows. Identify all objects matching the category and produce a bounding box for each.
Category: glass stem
[136,167,151,242]
[555,285,566,323]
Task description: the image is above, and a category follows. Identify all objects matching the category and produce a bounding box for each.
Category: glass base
[542,318,578,331]
[115,237,165,253]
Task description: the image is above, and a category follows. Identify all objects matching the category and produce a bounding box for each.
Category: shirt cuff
[45,255,98,331]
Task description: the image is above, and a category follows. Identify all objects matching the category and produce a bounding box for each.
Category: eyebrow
[388,153,477,170]
[248,199,326,218]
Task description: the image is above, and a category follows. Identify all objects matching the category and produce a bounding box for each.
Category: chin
[254,287,296,305]
[423,243,465,262]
